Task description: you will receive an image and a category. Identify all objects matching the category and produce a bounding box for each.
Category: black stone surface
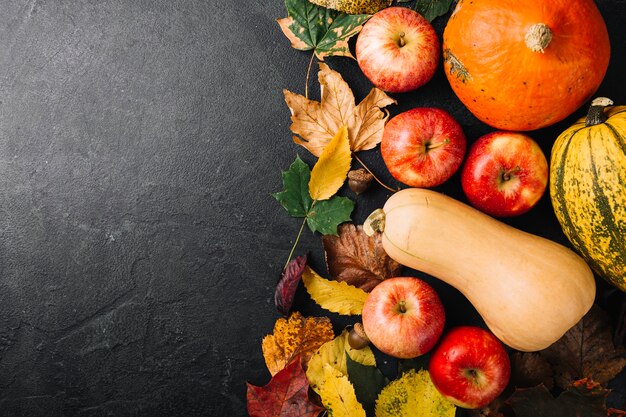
[0,0,624,416]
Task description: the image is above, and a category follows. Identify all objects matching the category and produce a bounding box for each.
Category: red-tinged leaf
[276,254,309,316]
[247,356,324,417]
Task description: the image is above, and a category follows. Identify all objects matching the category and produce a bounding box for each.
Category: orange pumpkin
[442,0,610,131]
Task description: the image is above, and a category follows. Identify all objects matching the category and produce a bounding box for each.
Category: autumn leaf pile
[247,0,626,416]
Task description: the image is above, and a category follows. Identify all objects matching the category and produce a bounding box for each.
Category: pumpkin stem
[524,23,552,53]
[585,97,614,127]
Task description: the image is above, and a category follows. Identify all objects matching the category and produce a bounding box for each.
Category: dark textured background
[0,0,624,416]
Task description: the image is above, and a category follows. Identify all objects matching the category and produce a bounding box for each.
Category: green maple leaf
[276,0,370,60]
[273,155,312,217]
[273,156,354,236]
[413,0,454,22]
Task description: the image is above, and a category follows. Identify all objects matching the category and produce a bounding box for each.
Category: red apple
[356,7,439,93]
[381,107,466,187]
[461,131,548,217]
[361,277,445,359]
[428,326,511,409]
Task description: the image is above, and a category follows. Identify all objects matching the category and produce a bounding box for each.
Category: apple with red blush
[360,277,445,359]
[461,131,548,217]
[428,326,511,409]
[381,107,467,188]
[356,7,440,93]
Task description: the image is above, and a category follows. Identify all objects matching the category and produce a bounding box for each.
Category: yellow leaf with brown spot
[286,63,396,157]
[310,0,392,15]
[375,369,457,417]
[307,329,376,394]
[262,311,335,376]
[309,125,351,201]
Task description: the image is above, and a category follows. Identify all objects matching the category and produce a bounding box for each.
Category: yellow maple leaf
[309,125,351,201]
[284,63,396,157]
[320,363,367,417]
[307,329,376,394]
[302,266,368,315]
[375,369,457,417]
[262,311,335,376]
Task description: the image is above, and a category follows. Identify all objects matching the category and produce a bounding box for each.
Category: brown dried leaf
[510,352,554,390]
[540,304,626,388]
[323,223,402,292]
[262,311,335,376]
[285,63,396,157]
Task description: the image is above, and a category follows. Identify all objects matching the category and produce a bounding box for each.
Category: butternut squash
[365,188,595,352]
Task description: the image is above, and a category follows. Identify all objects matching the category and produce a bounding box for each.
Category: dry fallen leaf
[540,304,626,388]
[262,311,335,376]
[284,63,396,157]
[323,223,402,291]
[510,352,554,390]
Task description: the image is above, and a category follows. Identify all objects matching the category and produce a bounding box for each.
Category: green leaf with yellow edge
[375,369,456,417]
[277,0,370,60]
[307,329,376,395]
[309,0,391,14]
[302,265,368,315]
[320,363,367,417]
[309,125,351,201]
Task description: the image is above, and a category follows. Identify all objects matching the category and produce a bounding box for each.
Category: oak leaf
[319,363,367,417]
[277,0,370,60]
[284,63,396,157]
[262,311,335,376]
[540,304,626,388]
[302,266,368,315]
[375,369,457,417]
[275,254,309,316]
[247,355,324,417]
[323,223,402,291]
[309,0,391,15]
[307,329,376,395]
[309,125,352,201]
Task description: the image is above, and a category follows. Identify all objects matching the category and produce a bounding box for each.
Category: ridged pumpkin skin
[550,103,626,291]
[442,0,610,131]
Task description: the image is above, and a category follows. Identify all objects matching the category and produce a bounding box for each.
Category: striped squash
[550,97,626,290]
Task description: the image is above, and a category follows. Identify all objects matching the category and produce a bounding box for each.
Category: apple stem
[502,166,521,182]
[353,153,400,193]
[398,300,407,313]
[398,31,406,47]
[425,138,450,151]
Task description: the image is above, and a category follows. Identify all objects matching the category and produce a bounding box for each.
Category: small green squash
[550,97,626,290]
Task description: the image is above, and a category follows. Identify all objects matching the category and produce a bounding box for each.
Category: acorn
[348,322,370,350]
[348,168,374,195]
